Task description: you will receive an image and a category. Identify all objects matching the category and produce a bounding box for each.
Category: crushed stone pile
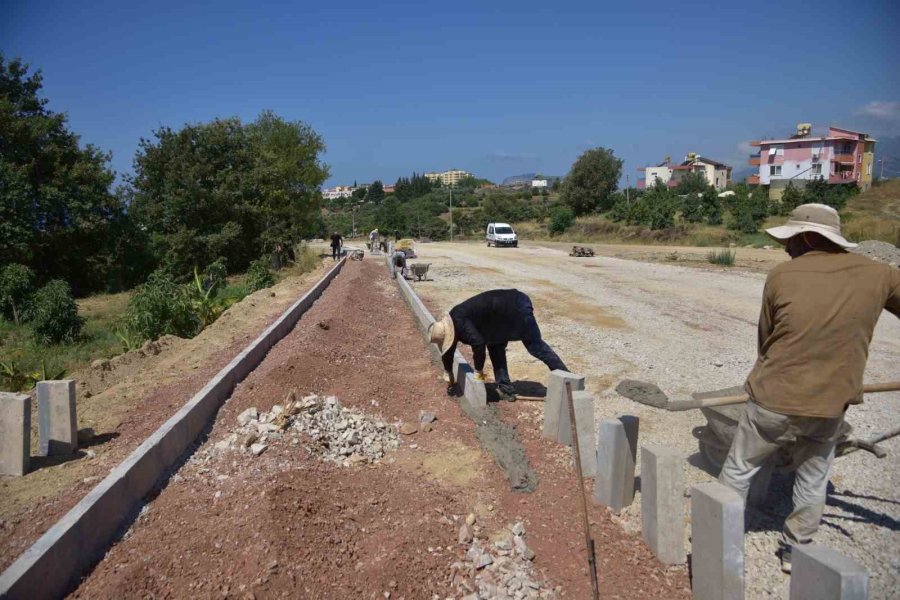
[850,239,900,268]
[217,393,400,466]
[451,519,556,600]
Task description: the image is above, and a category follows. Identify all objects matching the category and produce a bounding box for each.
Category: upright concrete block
[641,445,685,565]
[543,370,585,443]
[691,482,744,600]
[0,392,31,476]
[562,391,596,476]
[619,415,639,506]
[37,380,77,456]
[464,372,487,408]
[594,419,631,510]
[790,544,868,600]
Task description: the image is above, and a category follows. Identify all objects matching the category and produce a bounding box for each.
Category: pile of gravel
[218,393,399,466]
[451,519,555,600]
[850,240,900,268]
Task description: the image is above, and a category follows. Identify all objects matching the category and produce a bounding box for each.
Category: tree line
[1,55,329,299]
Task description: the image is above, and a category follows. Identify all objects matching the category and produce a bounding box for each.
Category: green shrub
[124,271,199,341]
[245,259,276,291]
[548,206,575,234]
[28,280,85,343]
[202,258,228,292]
[0,264,36,323]
[706,249,736,266]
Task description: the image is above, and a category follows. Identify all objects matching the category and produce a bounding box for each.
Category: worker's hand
[473,371,486,382]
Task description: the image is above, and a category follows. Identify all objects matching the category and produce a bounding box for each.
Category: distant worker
[390,249,408,279]
[718,204,900,573]
[329,232,343,261]
[369,228,379,253]
[427,289,568,401]
[394,230,400,242]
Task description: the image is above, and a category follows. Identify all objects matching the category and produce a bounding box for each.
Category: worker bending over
[718,204,900,572]
[428,289,568,401]
[390,249,408,279]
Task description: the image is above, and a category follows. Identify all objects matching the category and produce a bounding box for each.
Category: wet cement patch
[615,379,669,408]
[459,399,538,493]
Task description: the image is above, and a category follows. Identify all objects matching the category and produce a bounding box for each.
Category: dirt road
[411,241,900,600]
[71,259,689,599]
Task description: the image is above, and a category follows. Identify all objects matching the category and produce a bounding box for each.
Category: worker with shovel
[718,204,900,573]
[427,289,568,401]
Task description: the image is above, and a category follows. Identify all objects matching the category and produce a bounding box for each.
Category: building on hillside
[322,185,356,200]
[424,169,472,186]
[501,173,561,189]
[637,154,733,191]
[383,184,395,194]
[748,124,876,199]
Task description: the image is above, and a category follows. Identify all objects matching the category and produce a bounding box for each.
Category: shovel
[668,381,900,412]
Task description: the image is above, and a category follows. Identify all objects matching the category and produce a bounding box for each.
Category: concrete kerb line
[0,257,347,600]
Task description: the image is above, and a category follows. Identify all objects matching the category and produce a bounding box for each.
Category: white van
[486,223,518,247]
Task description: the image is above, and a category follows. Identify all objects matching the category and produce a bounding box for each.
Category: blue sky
[3,0,899,186]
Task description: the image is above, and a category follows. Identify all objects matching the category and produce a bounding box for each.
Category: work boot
[498,389,518,402]
[777,546,792,573]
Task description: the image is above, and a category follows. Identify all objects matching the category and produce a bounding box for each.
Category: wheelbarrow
[693,402,897,473]
[410,263,431,281]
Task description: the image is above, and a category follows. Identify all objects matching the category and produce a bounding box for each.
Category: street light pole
[449,185,454,242]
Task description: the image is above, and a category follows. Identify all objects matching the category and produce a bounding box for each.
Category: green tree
[366,180,385,205]
[0,56,138,294]
[129,111,327,279]
[0,263,35,323]
[700,187,723,225]
[559,147,623,215]
[675,172,710,196]
[28,280,84,344]
[548,206,575,234]
[779,182,804,215]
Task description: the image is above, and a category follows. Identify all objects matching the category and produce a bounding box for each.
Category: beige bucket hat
[765,203,857,249]
[427,314,455,355]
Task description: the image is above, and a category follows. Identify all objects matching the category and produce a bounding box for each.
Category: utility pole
[880,158,884,180]
[626,174,630,202]
[449,185,454,242]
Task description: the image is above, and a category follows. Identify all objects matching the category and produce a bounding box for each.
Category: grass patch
[0,291,129,391]
[706,249,736,266]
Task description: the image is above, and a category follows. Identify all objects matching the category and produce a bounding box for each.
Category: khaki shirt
[746,251,900,418]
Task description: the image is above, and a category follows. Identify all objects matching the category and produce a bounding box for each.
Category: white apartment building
[424,169,472,186]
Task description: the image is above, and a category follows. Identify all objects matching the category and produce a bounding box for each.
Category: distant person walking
[329,232,343,260]
[369,228,379,253]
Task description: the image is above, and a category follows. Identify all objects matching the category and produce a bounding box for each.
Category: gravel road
[412,241,900,600]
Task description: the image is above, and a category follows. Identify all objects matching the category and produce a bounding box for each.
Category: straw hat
[428,315,455,355]
[765,203,857,249]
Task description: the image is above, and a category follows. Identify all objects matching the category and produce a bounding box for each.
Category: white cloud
[487,151,539,162]
[855,101,900,120]
[736,140,756,155]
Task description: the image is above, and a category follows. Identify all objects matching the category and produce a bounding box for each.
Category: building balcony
[829,172,857,184]
[748,154,761,166]
[637,180,646,189]
[833,153,855,164]
[746,174,760,185]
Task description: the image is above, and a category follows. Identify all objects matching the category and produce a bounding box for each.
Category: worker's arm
[441,341,457,378]
[887,268,900,319]
[757,277,776,356]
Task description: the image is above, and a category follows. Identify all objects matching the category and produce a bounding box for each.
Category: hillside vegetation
[842,179,900,246]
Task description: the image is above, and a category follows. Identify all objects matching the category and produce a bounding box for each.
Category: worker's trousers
[718,401,843,548]
[480,295,567,395]
[331,246,341,260]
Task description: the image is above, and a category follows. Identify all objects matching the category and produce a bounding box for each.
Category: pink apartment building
[748,123,876,199]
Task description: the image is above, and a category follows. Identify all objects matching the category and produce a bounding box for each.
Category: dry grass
[841,179,900,245]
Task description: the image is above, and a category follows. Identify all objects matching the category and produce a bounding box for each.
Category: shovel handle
[669,381,900,411]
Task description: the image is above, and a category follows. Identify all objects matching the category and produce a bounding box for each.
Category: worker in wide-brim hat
[718,203,900,573]
[427,289,568,401]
